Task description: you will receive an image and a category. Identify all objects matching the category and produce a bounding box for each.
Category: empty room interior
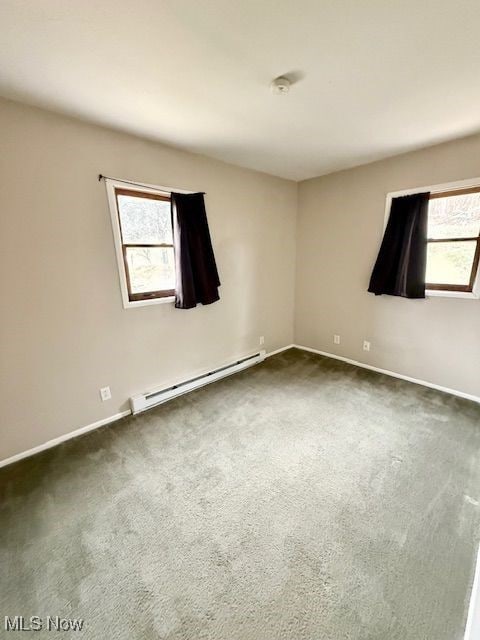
[2,2,480,638]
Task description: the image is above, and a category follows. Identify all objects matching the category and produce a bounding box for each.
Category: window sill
[426,289,479,300]
[124,295,175,309]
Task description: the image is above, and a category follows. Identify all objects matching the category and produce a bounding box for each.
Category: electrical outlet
[363,340,371,352]
[100,386,111,401]
[259,336,265,345]
[333,334,340,345]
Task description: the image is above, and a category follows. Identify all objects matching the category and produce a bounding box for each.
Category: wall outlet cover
[100,386,112,401]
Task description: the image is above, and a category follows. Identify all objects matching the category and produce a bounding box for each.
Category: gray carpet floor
[1,348,480,639]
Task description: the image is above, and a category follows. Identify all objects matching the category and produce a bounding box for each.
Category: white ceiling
[1,1,480,180]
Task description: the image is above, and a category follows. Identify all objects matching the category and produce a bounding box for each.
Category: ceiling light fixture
[270,76,290,95]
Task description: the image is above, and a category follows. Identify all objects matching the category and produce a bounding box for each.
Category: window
[426,187,480,293]
[107,181,176,307]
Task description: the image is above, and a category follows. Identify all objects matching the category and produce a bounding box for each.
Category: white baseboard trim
[464,543,480,640]
[1,346,291,469]
[0,410,131,470]
[293,344,480,404]
[1,346,289,470]
[266,344,295,358]
[2,342,477,469]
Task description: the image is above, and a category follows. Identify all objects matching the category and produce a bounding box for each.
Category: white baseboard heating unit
[130,350,266,414]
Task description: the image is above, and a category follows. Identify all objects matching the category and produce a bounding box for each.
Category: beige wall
[3,95,480,463]
[295,134,480,398]
[0,98,297,461]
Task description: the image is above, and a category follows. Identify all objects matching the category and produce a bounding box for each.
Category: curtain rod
[98,174,205,195]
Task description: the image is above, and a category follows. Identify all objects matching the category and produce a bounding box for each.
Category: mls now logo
[4,616,84,632]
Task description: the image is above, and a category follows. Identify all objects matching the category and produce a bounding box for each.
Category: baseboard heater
[130,349,266,415]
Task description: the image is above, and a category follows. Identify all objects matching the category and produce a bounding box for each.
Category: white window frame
[384,177,480,299]
[105,177,190,309]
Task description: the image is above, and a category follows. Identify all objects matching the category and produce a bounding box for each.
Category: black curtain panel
[171,192,220,309]
[368,192,430,299]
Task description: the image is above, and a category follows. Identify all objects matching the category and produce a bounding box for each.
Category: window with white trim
[106,179,176,307]
[426,187,480,293]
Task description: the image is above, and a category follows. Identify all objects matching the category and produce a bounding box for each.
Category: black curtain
[171,192,220,309]
[368,192,430,298]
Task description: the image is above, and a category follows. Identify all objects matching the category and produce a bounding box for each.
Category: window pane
[428,192,480,239]
[126,247,175,294]
[426,241,477,286]
[117,194,172,244]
